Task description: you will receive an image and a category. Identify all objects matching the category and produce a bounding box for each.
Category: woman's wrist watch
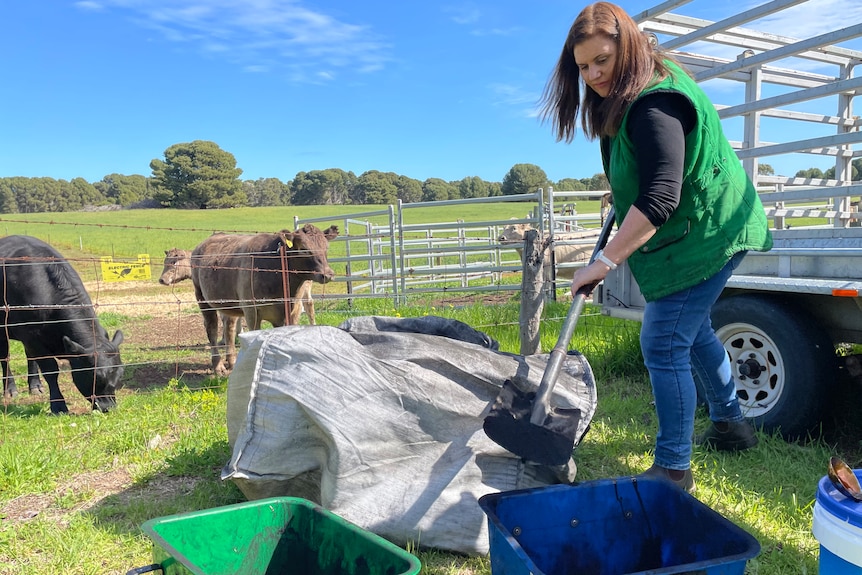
[595,249,618,270]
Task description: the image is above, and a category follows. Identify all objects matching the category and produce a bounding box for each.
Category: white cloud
[82,0,392,83]
[470,27,522,37]
[753,0,862,40]
[444,5,480,25]
[444,3,520,37]
[74,1,104,11]
[490,83,540,118]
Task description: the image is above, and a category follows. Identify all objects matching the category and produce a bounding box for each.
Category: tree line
[0,141,609,213]
[1,140,857,213]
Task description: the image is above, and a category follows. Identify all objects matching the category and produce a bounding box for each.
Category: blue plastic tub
[479,478,760,575]
[813,470,862,574]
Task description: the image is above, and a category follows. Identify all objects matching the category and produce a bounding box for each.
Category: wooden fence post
[519,229,547,355]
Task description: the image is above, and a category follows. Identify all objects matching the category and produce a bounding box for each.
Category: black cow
[0,235,125,413]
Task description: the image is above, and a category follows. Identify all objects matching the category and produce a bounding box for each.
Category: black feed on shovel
[483,208,615,466]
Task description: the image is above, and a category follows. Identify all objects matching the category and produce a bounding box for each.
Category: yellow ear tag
[284,239,293,248]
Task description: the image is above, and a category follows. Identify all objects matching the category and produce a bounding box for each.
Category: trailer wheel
[706,294,836,440]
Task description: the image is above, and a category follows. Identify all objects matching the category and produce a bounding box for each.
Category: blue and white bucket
[813,470,862,574]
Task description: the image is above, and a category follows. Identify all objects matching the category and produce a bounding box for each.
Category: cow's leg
[305,296,316,326]
[200,306,227,376]
[0,340,17,399]
[291,296,315,325]
[222,315,240,372]
[1,365,17,399]
[244,308,264,332]
[1,369,16,398]
[288,298,302,325]
[290,281,314,325]
[26,358,44,395]
[2,365,17,398]
[34,356,67,414]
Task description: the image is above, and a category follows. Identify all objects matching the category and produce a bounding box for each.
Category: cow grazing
[498,222,599,280]
[190,224,338,375]
[0,235,125,413]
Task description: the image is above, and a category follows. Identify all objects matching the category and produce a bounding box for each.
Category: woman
[540,2,773,492]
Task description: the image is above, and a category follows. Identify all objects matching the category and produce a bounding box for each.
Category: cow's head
[64,329,125,412]
[280,224,339,285]
[498,221,533,245]
[158,248,193,286]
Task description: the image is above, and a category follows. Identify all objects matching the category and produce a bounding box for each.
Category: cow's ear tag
[284,239,293,248]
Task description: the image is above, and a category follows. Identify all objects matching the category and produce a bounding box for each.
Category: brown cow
[190,224,338,375]
[158,248,193,286]
[159,247,318,327]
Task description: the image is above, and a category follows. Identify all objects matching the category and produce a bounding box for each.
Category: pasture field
[0,205,859,574]
[0,201,590,263]
[0,201,598,287]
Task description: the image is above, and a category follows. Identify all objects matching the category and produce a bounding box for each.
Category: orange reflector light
[832,289,859,297]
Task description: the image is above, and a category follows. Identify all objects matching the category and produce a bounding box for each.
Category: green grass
[1,296,852,575]
[0,204,855,574]
[0,378,242,575]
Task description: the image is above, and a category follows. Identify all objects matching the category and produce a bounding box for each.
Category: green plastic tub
[127,497,421,575]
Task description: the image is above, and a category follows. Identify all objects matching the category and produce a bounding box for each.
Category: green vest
[602,61,773,301]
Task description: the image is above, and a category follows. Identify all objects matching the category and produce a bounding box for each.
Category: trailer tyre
[706,294,835,440]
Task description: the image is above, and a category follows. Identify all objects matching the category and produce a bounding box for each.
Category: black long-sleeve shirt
[625,91,697,227]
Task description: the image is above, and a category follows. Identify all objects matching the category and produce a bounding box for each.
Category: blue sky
[2,0,859,186]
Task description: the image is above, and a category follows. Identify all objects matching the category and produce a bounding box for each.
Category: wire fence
[0,195,629,416]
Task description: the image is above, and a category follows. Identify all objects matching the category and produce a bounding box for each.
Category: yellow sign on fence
[100,254,152,282]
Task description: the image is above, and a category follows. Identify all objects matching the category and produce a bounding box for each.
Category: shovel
[483,208,615,465]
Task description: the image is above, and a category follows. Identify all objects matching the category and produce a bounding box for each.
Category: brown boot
[637,463,696,493]
[697,420,759,452]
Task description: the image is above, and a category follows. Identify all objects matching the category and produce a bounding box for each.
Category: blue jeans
[640,252,747,470]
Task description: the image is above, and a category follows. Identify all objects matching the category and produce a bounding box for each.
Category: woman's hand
[570,259,611,297]
[571,206,658,298]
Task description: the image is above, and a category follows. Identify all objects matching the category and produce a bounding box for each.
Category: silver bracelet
[595,249,618,270]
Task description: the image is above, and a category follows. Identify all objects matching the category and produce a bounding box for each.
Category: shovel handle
[529,208,615,425]
[126,565,163,575]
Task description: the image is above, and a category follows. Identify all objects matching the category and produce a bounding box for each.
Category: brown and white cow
[159,247,244,359]
[159,247,319,327]
[190,224,337,375]
[498,221,599,280]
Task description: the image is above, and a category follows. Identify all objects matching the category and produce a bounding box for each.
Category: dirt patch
[1,468,134,525]
[124,313,207,349]
[0,468,201,527]
[120,313,215,390]
[86,280,199,318]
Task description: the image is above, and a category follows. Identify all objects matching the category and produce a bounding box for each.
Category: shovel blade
[483,379,582,466]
